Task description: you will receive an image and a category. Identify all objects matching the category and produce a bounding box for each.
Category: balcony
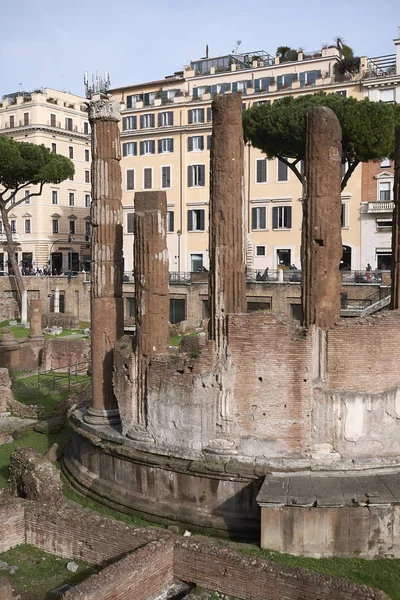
[367,201,394,213]
[364,55,397,79]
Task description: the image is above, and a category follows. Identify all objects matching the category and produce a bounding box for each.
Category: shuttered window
[122,142,137,157]
[187,209,205,231]
[251,207,266,230]
[122,116,137,130]
[167,211,174,232]
[127,213,135,233]
[188,165,205,187]
[140,140,156,155]
[272,206,292,229]
[144,168,152,189]
[256,159,267,183]
[158,138,174,153]
[188,108,204,124]
[161,166,171,189]
[188,136,204,151]
[126,169,135,191]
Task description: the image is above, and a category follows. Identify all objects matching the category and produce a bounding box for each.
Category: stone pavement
[257,469,400,507]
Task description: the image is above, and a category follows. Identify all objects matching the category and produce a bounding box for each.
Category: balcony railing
[367,202,394,213]
[365,55,397,79]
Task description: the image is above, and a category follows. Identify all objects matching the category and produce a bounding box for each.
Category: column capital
[88,98,121,122]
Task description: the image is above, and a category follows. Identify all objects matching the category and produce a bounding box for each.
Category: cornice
[0,124,90,141]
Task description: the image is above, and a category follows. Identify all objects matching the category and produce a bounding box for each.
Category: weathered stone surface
[0,368,12,413]
[29,299,44,339]
[391,126,400,308]
[302,106,342,329]
[45,443,63,462]
[0,577,12,600]
[34,417,65,435]
[209,94,246,344]
[9,447,63,503]
[85,98,123,425]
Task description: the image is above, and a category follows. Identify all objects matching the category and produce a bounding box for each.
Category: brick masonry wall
[361,160,394,202]
[228,313,313,457]
[174,538,390,600]
[64,540,174,600]
[44,339,90,370]
[327,311,400,392]
[0,500,25,553]
[25,503,169,564]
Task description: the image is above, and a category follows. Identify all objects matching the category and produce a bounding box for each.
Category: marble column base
[126,423,154,443]
[204,437,238,455]
[84,407,121,426]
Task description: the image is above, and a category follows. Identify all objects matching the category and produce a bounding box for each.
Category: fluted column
[301,107,342,330]
[127,191,169,441]
[84,96,124,426]
[391,126,400,308]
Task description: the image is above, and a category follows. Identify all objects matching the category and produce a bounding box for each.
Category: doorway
[51,252,62,274]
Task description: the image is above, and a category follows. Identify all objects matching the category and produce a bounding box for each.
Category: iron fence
[37,361,91,393]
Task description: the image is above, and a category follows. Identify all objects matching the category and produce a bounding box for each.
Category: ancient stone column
[84,96,124,426]
[29,299,44,339]
[391,126,400,309]
[301,107,342,330]
[127,191,169,441]
[209,94,246,347]
[21,289,28,325]
[54,287,60,313]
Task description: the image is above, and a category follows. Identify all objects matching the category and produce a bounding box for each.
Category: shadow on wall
[211,478,262,541]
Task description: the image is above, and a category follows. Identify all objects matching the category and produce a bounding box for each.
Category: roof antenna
[206,44,209,58]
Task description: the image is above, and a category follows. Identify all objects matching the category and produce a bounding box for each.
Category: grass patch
[236,545,400,599]
[169,331,201,347]
[0,320,89,340]
[0,544,100,599]
[11,374,90,414]
[0,426,71,489]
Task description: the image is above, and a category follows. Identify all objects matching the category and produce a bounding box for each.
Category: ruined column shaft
[301,107,342,330]
[209,94,246,346]
[86,99,124,425]
[29,299,43,339]
[391,126,400,309]
[132,192,169,430]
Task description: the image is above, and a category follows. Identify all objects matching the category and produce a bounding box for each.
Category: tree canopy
[242,92,400,190]
[0,135,74,303]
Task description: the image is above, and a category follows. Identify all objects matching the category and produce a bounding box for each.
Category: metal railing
[247,269,302,283]
[37,361,91,393]
[341,270,384,284]
[169,271,192,284]
[342,286,391,310]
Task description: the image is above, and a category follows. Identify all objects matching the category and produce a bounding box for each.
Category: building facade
[111,44,367,275]
[0,88,91,274]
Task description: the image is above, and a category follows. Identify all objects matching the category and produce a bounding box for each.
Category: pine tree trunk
[0,203,24,308]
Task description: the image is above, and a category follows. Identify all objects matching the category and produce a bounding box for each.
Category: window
[85,170,90,184]
[69,146,74,159]
[158,111,173,127]
[85,221,91,241]
[277,159,288,182]
[24,219,31,234]
[158,138,174,153]
[335,90,347,97]
[188,136,204,151]
[9,116,14,128]
[50,113,56,127]
[299,70,321,87]
[24,190,30,204]
[277,73,296,89]
[23,113,29,125]
[69,192,75,207]
[51,143,57,154]
[188,209,205,231]
[126,94,142,109]
[69,220,76,235]
[380,89,395,103]
[144,168,152,189]
[251,207,266,230]
[167,211,174,232]
[277,248,291,267]
[256,159,267,183]
[188,108,204,124]
[69,173,74,181]
[170,298,186,324]
[161,166,171,189]
[85,194,91,208]
[256,246,266,256]
[376,219,393,229]
[52,219,59,234]
[140,113,155,128]
[126,169,135,191]
[65,118,73,131]
[85,149,90,162]
[380,157,391,168]
[52,190,58,205]
[190,254,204,272]
[140,140,156,155]
[188,164,205,187]
[379,181,392,202]
[127,213,134,233]
[207,135,212,150]
[84,122,89,134]
[122,116,137,131]
[0,221,2,234]
[11,220,16,233]
[341,203,349,228]
[272,205,292,229]
[122,142,137,157]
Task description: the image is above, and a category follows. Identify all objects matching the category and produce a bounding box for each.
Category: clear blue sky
[1,0,399,98]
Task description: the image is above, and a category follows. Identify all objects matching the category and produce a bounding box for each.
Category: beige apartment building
[0,88,91,274]
[111,43,368,275]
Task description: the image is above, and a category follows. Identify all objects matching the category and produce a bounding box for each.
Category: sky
[1,0,399,98]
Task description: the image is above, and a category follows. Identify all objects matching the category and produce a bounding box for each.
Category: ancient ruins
[62,93,400,558]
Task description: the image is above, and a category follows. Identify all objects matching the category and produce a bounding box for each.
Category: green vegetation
[0,320,89,340]
[12,373,90,414]
[243,92,400,190]
[0,544,100,599]
[0,426,71,488]
[169,331,201,347]
[237,545,400,600]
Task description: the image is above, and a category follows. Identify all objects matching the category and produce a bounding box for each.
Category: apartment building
[111,42,369,275]
[0,88,91,273]
[360,28,400,270]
